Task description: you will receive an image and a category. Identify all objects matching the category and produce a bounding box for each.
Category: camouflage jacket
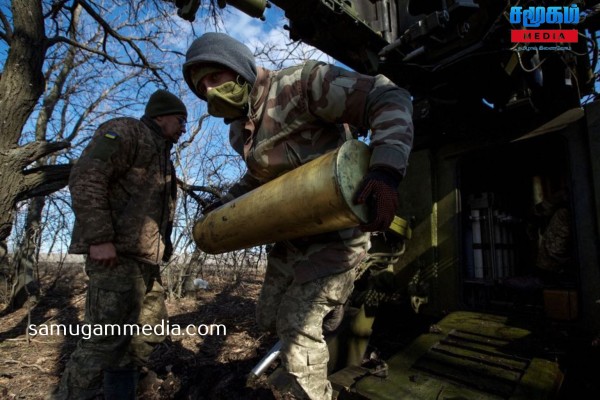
[223,62,414,281]
[68,116,177,265]
[224,61,413,198]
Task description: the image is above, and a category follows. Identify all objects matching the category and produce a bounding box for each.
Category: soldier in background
[534,192,572,275]
[182,33,413,399]
[53,90,187,399]
[505,189,573,291]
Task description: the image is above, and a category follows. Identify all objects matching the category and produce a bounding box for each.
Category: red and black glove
[353,169,400,232]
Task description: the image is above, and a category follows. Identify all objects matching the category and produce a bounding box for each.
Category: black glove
[202,199,223,215]
[353,169,400,232]
[322,303,345,333]
[162,241,173,262]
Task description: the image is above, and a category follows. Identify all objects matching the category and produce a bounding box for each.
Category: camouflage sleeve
[306,64,414,176]
[69,121,135,245]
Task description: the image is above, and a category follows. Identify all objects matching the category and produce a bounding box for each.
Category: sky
[165,2,333,68]
[3,1,599,255]
[1,1,334,255]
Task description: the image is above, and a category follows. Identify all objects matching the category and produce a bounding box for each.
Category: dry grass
[0,263,279,399]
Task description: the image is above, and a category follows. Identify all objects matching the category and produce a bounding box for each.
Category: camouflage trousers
[54,256,167,400]
[257,243,359,400]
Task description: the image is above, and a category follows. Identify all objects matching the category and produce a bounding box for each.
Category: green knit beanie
[145,90,188,118]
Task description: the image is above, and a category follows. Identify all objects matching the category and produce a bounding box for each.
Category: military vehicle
[178,1,600,398]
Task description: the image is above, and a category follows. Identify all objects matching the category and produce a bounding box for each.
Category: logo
[509,5,579,43]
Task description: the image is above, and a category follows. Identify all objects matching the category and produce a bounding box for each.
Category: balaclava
[182,32,257,101]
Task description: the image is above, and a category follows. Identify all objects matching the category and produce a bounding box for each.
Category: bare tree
[0,0,335,305]
[165,111,248,296]
[8,4,160,307]
[0,0,213,308]
[0,0,193,263]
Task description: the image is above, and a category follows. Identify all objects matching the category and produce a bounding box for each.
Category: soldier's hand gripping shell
[353,169,400,232]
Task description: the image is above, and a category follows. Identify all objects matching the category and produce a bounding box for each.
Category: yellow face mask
[206,80,250,120]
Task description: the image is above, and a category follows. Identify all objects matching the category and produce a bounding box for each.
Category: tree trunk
[0,0,48,243]
[7,3,84,309]
[10,196,45,309]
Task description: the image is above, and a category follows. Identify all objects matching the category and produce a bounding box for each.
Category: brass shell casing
[193,140,371,254]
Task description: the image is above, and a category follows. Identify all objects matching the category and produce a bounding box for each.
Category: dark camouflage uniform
[56,116,175,399]
[537,207,572,272]
[69,116,177,264]
[225,62,413,399]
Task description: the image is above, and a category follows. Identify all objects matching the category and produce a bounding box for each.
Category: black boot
[103,368,138,400]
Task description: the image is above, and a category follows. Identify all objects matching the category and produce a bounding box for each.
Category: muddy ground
[1,263,600,399]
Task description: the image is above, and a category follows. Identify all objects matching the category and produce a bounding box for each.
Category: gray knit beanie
[183,32,257,99]
[145,90,188,118]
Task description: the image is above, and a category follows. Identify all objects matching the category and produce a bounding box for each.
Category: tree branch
[17,164,72,203]
[13,141,71,169]
[179,113,210,149]
[64,72,143,143]
[43,0,69,19]
[45,35,155,70]
[36,5,82,142]
[176,178,222,207]
[0,8,12,43]
[75,0,165,83]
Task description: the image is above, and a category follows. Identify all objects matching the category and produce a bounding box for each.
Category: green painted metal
[331,311,563,400]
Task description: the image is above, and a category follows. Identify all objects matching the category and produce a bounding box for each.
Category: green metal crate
[331,311,563,400]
